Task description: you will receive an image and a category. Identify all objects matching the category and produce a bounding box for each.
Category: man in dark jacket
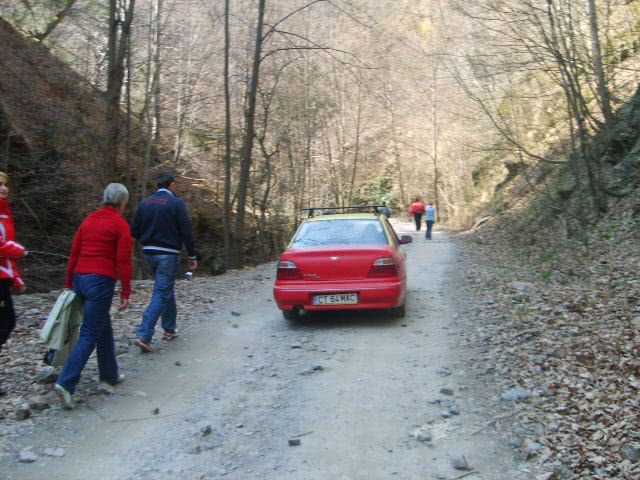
[132,173,197,352]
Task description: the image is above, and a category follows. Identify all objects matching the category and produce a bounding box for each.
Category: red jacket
[0,199,25,287]
[65,206,133,299]
[408,202,426,216]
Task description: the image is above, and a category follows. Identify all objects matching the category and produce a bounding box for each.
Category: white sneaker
[54,384,75,410]
[97,383,114,395]
[97,373,125,394]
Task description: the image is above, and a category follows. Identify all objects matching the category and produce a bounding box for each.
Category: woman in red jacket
[0,172,26,396]
[408,196,426,231]
[55,183,132,409]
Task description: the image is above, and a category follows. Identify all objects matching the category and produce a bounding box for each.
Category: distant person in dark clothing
[55,183,132,409]
[0,172,26,396]
[380,202,392,218]
[425,201,437,240]
[132,173,198,353]
[408,197,426,231]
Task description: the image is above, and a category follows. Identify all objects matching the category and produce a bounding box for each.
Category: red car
[273,210,412,320]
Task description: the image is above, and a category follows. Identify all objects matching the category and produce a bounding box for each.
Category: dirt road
[1,223,531,480]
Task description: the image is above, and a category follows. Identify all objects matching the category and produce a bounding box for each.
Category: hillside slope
[0,17,150,288]
[459,81,640,478]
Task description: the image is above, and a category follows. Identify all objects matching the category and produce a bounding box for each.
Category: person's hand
[12,284,26,294]
[188,259,198,271]
[118,298,130,310]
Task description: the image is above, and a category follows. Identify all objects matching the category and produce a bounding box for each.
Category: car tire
[390,302,406,319]
[282,308,301,321]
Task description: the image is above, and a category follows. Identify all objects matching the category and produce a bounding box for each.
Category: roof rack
[303,205,385,217]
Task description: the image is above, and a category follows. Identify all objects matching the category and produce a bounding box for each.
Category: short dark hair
[157,173,176,189]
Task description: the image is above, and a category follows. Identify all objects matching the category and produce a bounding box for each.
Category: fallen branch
[110,411,182,423]
[86,403,107,421]
[449,471,479,480]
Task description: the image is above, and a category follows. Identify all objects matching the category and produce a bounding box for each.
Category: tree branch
[445,58,565,165]
[262,0,329,42]
[261,28,367,68]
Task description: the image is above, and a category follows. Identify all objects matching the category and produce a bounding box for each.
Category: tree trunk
[124,27,135,209]
[347,82,363,206]
[104,0,119,185]
[223,0,241,268]
[104,0,136,185]
[231,0,266,268]
[325,136,342,207]
[138,1,156,200]
[431,60,440,220]
[587,0,613,125]
[152,0,163,146]
[387,96,406,207]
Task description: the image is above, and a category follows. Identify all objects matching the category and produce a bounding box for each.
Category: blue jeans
[57,274,118,394]
[426,220,435,240]
[137,254,179,341]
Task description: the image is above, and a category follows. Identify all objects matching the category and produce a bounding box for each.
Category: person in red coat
[0,172,26,396]
[408,197,426,231]
[55,183,132,409]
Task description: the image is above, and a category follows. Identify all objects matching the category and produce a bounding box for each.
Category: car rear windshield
[291,219,389,247]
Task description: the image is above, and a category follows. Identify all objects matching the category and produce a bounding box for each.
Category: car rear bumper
[273,279,406,311]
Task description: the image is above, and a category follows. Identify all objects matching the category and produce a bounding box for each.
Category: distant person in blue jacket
[380,202,392,218]
[425,201,437,240]
[132,173,198,352]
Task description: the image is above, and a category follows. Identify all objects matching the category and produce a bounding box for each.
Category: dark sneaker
[54,384,75,410]
[134,338,154,353]
[162,331,178,341]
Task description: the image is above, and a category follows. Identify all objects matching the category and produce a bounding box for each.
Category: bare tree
[138,0,163,199]
[231,0,266,268]
[430,58,440,218]
[587,0,612,125]
[347,79,363,205]
[104,0,136,184]
[223,0,233,269]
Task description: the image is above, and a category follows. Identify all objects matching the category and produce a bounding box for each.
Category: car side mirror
[399,235,413,245]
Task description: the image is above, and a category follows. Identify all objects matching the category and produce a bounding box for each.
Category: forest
[0,0,639,287]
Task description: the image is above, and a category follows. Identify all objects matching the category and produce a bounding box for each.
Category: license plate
[312,293,358,305]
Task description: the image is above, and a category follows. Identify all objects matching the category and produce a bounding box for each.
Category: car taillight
[277,260,302,280]
[368,257,397,277]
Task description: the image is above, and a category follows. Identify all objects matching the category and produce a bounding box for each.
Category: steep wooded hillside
[459,69,640,480]
[0,17,255,286]
[0,17,147,288]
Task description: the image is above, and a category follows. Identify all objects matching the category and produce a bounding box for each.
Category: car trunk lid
[281,245,395,281]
